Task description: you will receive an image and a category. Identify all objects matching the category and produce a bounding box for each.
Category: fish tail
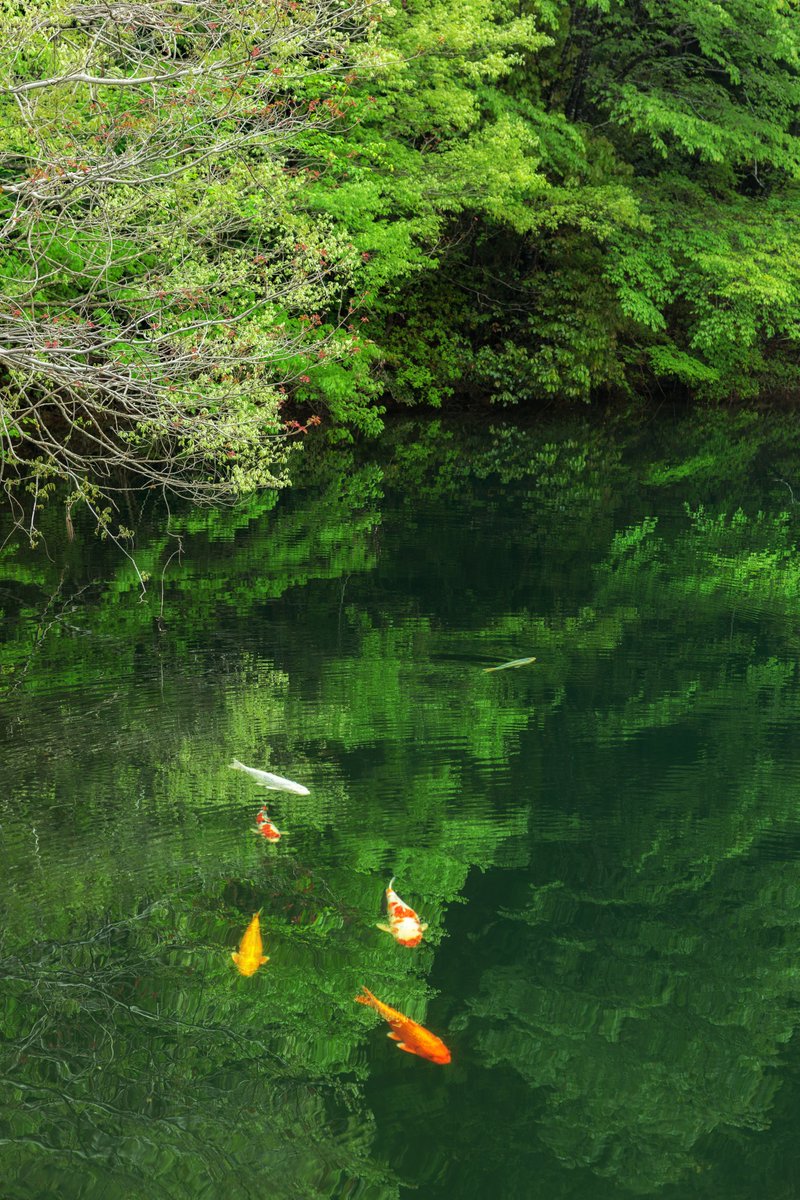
[355,986,379,1010]
[230,759,245,771]
[388,876,396,892]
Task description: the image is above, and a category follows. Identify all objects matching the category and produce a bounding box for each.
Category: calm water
[3,411,800,1198]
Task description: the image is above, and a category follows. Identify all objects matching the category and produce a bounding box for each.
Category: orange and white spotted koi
[253,808,282,842]
[377,877,428,948]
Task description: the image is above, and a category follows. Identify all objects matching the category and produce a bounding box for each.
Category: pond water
[3,410,800,1199]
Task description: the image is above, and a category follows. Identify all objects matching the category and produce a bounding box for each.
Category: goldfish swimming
[253,809,282,842]
[230,758,310,796]
[355,986,451,1064]
[483,656,537,673]
[231,913,269,977]
[377,877,428,947]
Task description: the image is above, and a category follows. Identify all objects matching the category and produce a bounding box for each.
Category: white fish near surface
[229,759,310,795]
[483,656,537,673]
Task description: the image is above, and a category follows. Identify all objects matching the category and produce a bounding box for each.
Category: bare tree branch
[0,0,378,542]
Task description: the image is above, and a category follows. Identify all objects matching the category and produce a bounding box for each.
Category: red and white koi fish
[377,877,428,948]
[355,986,451,1064]
[253,809,282,842]
[231,913,269,977]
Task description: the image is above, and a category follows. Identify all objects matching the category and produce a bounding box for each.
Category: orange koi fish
[377,877,428,947]
[253,809,282,842]
[355,986,451,1064]
[231,912,269,977]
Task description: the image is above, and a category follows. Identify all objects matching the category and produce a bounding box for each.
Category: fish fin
[376,923,393,933]
[260,956,269,965]
[420,923,429,932]
[387,1031,402,1040]
[231,952,240,964]
[395,1043,417,1055]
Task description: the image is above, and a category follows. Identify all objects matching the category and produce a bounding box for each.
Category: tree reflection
[463,473,800,1194]
[3,412,800,1197]
[1,887,401,1199]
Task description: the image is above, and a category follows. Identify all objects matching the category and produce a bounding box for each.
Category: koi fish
[483,656,537,673]
[230,758,310,796]
[377,877,428,948]
[253,809,282,842]
[355,986,451,1064]
[231,913,269,977]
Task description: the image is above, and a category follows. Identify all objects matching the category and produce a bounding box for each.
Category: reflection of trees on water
[464,496,800,1194]
[1,890,400,1200]
[3,413,800,1196]
[470,859,800,1194]
[0,441,532,1197]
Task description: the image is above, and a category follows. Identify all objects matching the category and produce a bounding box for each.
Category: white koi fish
[483,656,537,673]
[230,758,310,795]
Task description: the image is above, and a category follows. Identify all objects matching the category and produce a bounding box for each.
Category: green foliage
[0,0,380,527]
[304,0,800,412]
[4,0,800,511]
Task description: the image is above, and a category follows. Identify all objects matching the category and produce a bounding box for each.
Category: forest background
[1,0,800,533]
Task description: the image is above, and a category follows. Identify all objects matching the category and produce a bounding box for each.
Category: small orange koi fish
[377,877,428,947]
[231,912,269,977]
[355,986,451,1064]
[253,809,282,842]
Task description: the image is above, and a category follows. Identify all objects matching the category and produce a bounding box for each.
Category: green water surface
[3,411,800,1199]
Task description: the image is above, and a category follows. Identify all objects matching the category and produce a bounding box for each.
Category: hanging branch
[0,0,380,539]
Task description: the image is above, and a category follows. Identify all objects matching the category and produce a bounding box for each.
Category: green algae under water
[3,411,800,1199]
